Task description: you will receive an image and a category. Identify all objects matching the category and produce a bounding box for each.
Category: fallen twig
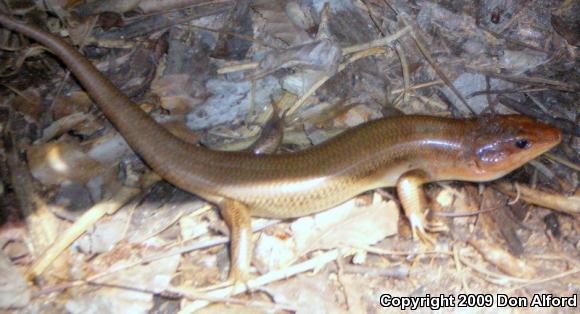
[493,181,580,214]
[26,173,161,279]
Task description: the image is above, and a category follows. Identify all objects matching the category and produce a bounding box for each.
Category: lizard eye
[515,139,529,149]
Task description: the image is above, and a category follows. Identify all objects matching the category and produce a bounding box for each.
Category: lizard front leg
[396,169,441,244]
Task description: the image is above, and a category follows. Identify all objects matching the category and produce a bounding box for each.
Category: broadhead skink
[0,14,562,282]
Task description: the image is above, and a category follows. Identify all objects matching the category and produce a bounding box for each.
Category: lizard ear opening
[476,145,508,164]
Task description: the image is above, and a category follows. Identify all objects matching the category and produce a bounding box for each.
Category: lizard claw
[408,211,436,246]
[225,268,252,292]
[196,269,251,292]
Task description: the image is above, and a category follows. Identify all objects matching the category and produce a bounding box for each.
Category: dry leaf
[52,91,92,119]
[10,87,42,122]
[0,253,30,309]
[67,254,180,313]
[253,39,342,79]
[291,198,398,255]
[254,195,398,275]
[253,231,297,274]
[252,0,311,48]
[186,77,281,130]
[150,74,205,114]
[28,141,105,185]
[265,273,347,314]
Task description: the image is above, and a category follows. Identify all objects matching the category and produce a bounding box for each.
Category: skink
[0,14,562,281]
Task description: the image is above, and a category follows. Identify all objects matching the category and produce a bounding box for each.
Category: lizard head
[465,115,562,181]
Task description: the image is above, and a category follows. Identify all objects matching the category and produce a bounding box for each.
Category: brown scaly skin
[0,14,562,282]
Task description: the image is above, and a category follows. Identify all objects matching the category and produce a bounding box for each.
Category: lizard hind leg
[218,198,253,285]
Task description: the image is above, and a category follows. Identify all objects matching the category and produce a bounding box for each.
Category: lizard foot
[408,210,436,246]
